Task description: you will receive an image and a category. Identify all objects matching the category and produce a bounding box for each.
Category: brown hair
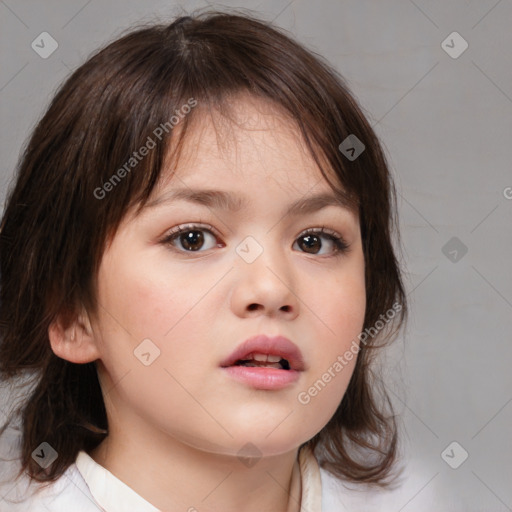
[0,9,408,494]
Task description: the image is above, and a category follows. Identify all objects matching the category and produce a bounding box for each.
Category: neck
[88,426,303,512]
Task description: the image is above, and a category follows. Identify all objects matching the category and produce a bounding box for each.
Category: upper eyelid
[165,222,218,237]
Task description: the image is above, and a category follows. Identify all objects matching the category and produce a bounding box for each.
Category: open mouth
[233,353,291,370]
[220,334,305,376]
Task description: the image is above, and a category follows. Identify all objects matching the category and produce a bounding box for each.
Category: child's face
[89,96,366,457]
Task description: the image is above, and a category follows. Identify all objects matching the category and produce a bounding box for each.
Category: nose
[230,242,299,320]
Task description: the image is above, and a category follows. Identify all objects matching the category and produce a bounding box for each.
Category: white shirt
[1,446,324,511]
[0,425,462,511]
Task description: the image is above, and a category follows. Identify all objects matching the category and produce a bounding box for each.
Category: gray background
[1,0,511,510]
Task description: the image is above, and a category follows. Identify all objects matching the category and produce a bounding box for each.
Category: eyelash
[160,222,350,257]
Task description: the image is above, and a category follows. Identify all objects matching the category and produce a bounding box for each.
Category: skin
[49,95,366,512]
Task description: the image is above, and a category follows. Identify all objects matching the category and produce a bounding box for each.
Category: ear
[48,305,101,364]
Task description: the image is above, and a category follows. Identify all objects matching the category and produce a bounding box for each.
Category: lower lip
[222,366,301,390]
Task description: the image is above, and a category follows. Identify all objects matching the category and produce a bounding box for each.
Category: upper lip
[220,334,305,371]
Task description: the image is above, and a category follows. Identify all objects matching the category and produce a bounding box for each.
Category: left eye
[293,228,349,256]
[162,224,349,256]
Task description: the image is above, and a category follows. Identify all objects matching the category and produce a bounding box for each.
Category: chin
[189,432,307,460]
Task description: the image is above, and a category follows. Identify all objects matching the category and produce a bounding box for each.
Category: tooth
[244,362,282,369]
[250,353,283,363]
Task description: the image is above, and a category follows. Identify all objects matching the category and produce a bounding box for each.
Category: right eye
[161,223,223,253]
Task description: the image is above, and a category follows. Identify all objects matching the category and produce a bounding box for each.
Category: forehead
[157,95,340,197]
[136,96,359,226]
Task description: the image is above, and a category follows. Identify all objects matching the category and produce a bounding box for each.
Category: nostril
[248,304,260,311]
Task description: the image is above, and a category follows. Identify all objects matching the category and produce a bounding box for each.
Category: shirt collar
[299,445,323,510]
[75,451,160,512]
[76,445,322,512]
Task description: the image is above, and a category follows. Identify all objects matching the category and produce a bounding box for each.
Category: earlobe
[48,307,101,364]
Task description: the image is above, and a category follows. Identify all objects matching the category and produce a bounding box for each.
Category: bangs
[88,14,366,243]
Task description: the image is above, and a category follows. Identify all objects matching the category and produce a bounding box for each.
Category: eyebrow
[145,188,354,216]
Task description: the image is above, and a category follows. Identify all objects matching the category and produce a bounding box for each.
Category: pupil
[301,234,320,254]
[182,231,204,251]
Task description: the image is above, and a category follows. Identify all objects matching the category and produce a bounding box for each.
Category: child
[0,10,407,511]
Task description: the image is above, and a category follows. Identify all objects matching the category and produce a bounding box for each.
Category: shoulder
[0,428,99,512]
[2,464,101,512]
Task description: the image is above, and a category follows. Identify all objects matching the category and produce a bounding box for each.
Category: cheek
[94,249,223,377]
[294,262,365,433]
[326,279,366,331]
[97,249,199,340]
[93,255,227,439]
[306,255,366,349]
[326,270,366,379]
